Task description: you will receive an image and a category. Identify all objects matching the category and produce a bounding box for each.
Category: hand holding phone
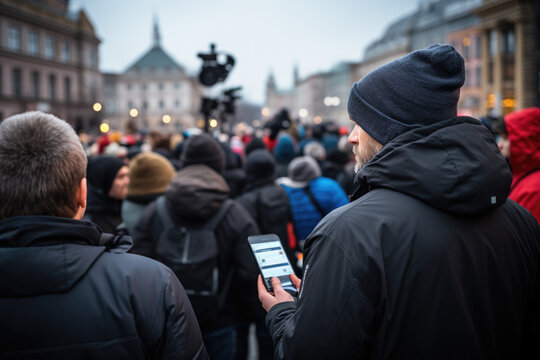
[248,234,298,296]
[257,274,301,312]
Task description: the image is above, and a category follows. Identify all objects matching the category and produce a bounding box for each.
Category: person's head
[347,44,465,170]
[180,134,225,173]
[288,156,321,186]
[245,149,275,182]
[127,152,175,196]
[493,118,510,159]
[87,156,129,200]
[0,112,87,220]
[501,107,540,171]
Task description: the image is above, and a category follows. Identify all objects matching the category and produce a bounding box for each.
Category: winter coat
[506,107,540,223]
[277,176,348,243]
[132,164,260,333]
[0,216,207,359]
[266,117,540,359]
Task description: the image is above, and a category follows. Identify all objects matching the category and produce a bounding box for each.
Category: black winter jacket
[0,216,207,359]
[266,117,540,359]
[133,164,260,333]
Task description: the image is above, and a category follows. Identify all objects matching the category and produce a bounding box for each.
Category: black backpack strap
[155,196,175,230]
[303,186,327,217]
[204,199,234,230]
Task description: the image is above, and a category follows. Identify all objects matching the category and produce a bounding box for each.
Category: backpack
[154,196,234,325]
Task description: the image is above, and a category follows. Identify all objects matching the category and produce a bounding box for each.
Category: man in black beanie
[258,44,540,359]
[134,134,260,360]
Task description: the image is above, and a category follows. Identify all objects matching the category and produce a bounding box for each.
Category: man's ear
[73,178,87,220]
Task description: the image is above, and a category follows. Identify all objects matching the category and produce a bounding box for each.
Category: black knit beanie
[87,156,125,194]
[348,44,465,145]
[245,149,275,181]
[181,134,225,174]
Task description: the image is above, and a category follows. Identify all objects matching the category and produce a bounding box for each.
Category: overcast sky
[70,0,420,104]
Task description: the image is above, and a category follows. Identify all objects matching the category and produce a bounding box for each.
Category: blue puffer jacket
[280,176,348,243]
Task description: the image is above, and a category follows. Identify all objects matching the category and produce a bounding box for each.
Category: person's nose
[348,128,358,144]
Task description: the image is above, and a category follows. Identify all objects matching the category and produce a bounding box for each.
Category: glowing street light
[99,122,110,133]
[209,118,218,128]
[261,107,270,117]
[313,116,322,124]
[129,108,139,117]
[93,102,102,112]
[162,114,172,124]
[324,97,341,106]
[298,108,308,118]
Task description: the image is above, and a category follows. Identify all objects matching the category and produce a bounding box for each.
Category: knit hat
[348,44,465,145]
[87,156,126,194]
[127,152,175,196]
[181,134,225,173]
[288,156,321,185]
[245,149,275,181]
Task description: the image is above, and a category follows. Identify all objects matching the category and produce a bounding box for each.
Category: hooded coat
[133,164,260,334]
[265,117,540,359]
[505,107,540,223]
[0,216,207,359]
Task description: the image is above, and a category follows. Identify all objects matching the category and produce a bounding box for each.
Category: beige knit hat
[127,152,175,196]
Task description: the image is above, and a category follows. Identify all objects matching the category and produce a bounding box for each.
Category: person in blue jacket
[276,155,348,248]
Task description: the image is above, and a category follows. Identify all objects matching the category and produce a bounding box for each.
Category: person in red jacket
[498,107,540,223]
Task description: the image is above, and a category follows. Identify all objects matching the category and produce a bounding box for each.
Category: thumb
[271,277,293,302]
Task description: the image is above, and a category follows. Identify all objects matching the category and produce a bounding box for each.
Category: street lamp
[129,108,139,117]
[99,122,110,133]
[209,118,218,128]
[93,102,102,112]
[162,114,172,124]
[298,108,308,118]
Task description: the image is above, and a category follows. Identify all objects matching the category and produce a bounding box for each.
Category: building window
[127,84,132,91]
[128,101,133,109]
[159,100,164,109]
[502,28,515,55]
[32,71,40,99]
[49,74,57,101]
[175,100,180,108]
[464,69,471,87]
[475,35,482,59]
[476,67,481,87]
[142,83,147,90]
[143,101,148,110]
[61,41,70,62]
[489,30,497,57]
[88,47,96,67]
[45,35,55,59]
[28,31,39,55]
[175,83,180,89]
[158,83,164,90]
[64,76,71,103]
[12,68,22,98]
[8,25,21,51]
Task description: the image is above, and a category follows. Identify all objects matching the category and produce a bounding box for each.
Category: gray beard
[353,141,382,173]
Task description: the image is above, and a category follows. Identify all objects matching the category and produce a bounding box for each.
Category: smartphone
[248,234,298,296]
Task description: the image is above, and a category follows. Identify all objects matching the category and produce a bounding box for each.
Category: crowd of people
[0,43,539,360]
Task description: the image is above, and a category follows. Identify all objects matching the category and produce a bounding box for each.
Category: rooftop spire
[153,16,161,47]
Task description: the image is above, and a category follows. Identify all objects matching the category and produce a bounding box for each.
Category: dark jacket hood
[352,117,513,215]
[166,164,229,221]
[86,181,122,216]
[0,216,132,297]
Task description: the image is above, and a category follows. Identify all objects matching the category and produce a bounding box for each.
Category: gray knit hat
[348,44,465,145]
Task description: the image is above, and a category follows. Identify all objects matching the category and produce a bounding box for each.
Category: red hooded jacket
[505,107,540,223]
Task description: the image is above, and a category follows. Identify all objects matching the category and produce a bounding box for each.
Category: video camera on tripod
[197,43,235,87]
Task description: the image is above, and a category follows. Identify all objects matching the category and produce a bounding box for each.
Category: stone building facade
[0,0,101,131]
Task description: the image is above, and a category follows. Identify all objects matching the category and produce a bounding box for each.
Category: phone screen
[248,234,296,293]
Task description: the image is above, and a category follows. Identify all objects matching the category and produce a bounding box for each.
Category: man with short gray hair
[0,112,207,359]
